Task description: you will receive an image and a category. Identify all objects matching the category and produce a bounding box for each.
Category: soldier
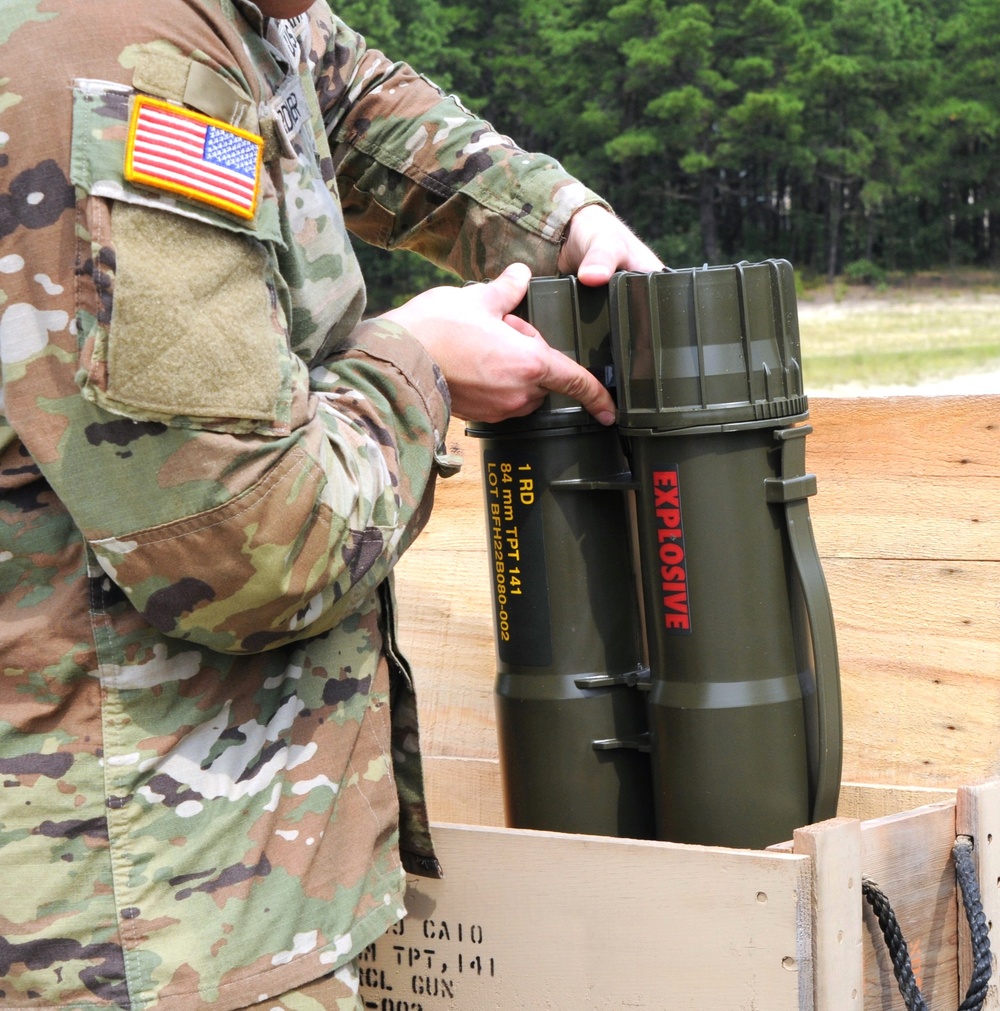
[0,1,662,1008]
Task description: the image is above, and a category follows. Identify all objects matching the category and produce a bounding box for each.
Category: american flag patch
[124,96,263,220]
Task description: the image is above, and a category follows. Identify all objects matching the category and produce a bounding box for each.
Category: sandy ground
[810,367,1000,398]
[799,288,1000,398]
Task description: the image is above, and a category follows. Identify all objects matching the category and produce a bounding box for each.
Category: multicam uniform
[0,1,603,1007]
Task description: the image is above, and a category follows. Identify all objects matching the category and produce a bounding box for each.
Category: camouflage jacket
[0,2,603,1008]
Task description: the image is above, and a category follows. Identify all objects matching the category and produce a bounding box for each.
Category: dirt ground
[809,367,1000,398]
[798,285,1000,397]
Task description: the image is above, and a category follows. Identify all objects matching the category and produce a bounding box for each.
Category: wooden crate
[359,782,1000,1009]
[362,395,1000,1008]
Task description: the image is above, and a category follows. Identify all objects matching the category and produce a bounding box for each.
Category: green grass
[797,290,1000,390]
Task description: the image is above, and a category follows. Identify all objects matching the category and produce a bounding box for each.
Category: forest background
[334,0,1000,320]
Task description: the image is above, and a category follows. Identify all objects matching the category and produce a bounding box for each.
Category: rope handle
[862,836,992,1011]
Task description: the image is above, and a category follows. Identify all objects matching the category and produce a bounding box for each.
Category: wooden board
[793,818,863,1010]
[838,783,956,822]
[956,782,1000,1010]
[950,780,998,1011]
[811,478,998,560]
[857,801,960,1010]
[359,824,813,1010]
[789,784,1000,1011]
[420,764,957,832]
[422,756,503,828]
[832,559,1000,788]
[359,783,1000,1010]
[803,395,998,482]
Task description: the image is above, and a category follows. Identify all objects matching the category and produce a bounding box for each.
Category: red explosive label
[652,468,692,634]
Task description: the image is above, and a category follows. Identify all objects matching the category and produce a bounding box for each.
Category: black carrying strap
[862,836,992,1011]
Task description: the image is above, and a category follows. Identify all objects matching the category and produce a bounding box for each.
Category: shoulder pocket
[70,83,298,436]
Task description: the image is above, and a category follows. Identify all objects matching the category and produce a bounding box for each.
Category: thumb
[481,262,532,317]
[575,247,617,286]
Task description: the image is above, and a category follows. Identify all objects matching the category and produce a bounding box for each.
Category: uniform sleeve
[16,143,451,657]
[74,314,451,656]
[0,5,457,659]
[310,10,610,280]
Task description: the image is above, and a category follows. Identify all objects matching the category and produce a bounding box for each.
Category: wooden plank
[955,781,1000,1010]
[424,775,965,838]
[417,399,1000,560]
[359,825,814,1010]
[804,396,1000,481]
[859,801,959,1010]
[399,556,1000,792]
[793,818,864,1010]
[811,478,1000,561]
[423,776,965,854]
[838,783,956,822]
[423,756,503,828]
[411,399,1000,549]
[833,560,1000,790]
[828,559,1000,676]
[394,576,497,762]
[395,444,495,767]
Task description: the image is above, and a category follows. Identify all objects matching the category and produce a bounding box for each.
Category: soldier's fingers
[502,312,544,341]
[539,346,615,424]
[479,263,533,317]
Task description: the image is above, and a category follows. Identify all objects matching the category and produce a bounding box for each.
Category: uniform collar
[230,0,267,35]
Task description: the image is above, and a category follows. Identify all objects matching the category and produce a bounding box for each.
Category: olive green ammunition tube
[466,278,654,839]
[610,260,842,849]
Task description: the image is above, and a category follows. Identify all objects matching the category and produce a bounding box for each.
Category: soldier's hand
[558,204,664,284]
[381,263,616,425]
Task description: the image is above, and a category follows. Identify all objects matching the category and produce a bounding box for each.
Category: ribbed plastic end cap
[610,259,807,433]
